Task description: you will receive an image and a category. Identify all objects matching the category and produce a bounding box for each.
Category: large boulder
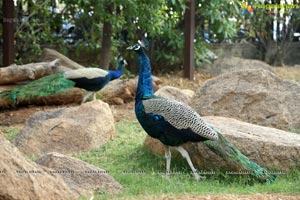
[203,56,274,76]
[0,131,76,200]
[36,152,123,197]
[190,69,300,130]
[101,76,161,105]
[101,79,137,105]
[155,86,195,105]
[15,100,115,157]
[144,116,300,171]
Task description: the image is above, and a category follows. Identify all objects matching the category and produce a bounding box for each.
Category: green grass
[291,129,300,134]
[0,125,21,142]
[74,121,300,200]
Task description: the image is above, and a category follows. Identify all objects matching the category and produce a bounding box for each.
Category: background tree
[3,0,240,70]
[13,0,63,63]
[240,0,300,66]
[128,0,240,71]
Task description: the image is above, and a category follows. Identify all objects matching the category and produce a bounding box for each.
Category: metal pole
[3,0,15,66]
[183,0,195,80]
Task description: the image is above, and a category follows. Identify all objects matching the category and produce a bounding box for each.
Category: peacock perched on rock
[0,56,127,107]
[127,40,276,183]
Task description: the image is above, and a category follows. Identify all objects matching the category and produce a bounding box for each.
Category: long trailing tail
[0,72,75,106]
[204,126,276,183]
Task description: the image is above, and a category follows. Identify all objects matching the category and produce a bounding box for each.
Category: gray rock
[101,79,137,105]
[15,100,115,157]
[190,69,300,131]
[36,152,123,197]
[155,86,195,105]
[144,116,300,171]
[101,76,161,105]
[0,131,76,200]
[203,56,274,76]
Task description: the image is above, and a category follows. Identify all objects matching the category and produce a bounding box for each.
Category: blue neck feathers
[108,61,123,80]
[136,48,154,101]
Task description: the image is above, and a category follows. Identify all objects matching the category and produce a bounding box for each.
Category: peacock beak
[126,45,134,50]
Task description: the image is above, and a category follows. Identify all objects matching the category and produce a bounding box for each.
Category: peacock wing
[64,68,109,79]
[142,98,218,141]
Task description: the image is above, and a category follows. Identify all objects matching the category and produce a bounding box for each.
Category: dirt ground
[1,68,300,199]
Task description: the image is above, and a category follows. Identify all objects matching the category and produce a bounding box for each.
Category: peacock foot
[192,171,206,181]
[166,170,171,176]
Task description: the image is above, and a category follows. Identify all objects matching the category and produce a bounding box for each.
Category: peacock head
[118,56,128,66]
[126,39,149,52]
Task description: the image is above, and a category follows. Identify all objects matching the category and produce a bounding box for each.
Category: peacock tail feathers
[0,72,75,106]
[204,126,276,183]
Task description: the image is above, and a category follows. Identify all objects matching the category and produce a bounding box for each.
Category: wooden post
[183,0,195,80]
[3,0,15,66]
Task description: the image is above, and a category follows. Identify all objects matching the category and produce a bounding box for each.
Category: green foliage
[12,0,240,69]
[15,0,64,64]
[12,0,300,68]
[239,1,300,65]
[150,0,240,69]
[74,121,300,199]
[197,0,239,40]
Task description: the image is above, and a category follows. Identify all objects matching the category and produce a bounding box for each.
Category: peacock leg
[93,92,97,100]
[174,146,205,181]
[164,145,171,176]
[82,92,93,103]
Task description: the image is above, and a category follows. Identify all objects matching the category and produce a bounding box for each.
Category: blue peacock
[127,40,276,183]
[64,56,127,103]
[0,56,127,106]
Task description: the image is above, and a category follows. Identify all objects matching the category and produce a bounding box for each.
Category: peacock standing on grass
[0,56,127,106]
[127,40,276,183]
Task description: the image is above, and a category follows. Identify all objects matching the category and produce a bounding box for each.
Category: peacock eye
[134,45,140,50]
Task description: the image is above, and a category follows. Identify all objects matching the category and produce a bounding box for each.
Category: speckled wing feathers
[142,98,218,140]
[64,68,108,79]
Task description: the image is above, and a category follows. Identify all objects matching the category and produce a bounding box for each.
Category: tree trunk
[0,59,64,85]
[42,48,85,69]
[3,0,15,66]
[99,21,113,69]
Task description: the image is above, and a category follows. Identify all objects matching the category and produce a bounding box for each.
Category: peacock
[0,56,127,106]
[64,56,127,103]
[127,40,276,183]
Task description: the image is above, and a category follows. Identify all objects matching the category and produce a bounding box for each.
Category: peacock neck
[117,61,124,72]
[136,49,154,101]
[108,63,123,80]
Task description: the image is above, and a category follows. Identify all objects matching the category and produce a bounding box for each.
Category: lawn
[73,121,300,200]
[2,120,299,199]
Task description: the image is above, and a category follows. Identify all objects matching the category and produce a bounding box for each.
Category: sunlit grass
[74,121,300,199]
[274,66,300,82]
[291,129,300,134]
[0,125,21,142]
